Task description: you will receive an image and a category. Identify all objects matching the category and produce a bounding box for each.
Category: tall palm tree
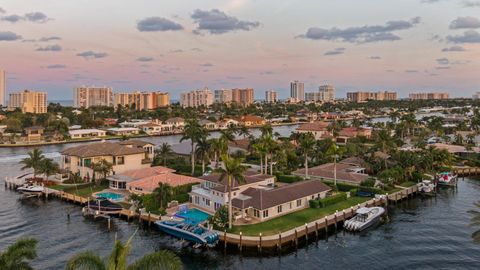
[238,126,250,139]
[218,129,235,155]
[20,148,45,178]
[195,137,211,174]
[326,143,346,187]
[156,142,173,166]
[374,129,396,169]
[92,159,113,183]
[217,154,247,229]
[251,142,266,174]
[65,234,182,270]
[208,138,221,168]
[38,158,59,181]
[154,183,174,210]
[0,238,38,270]
[297,132,316,179]
[180,119,207,176]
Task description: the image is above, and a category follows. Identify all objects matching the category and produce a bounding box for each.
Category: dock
[453,166,480,177]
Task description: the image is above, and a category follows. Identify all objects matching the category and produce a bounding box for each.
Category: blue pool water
[95,192,124,201]
[175,208,211,225]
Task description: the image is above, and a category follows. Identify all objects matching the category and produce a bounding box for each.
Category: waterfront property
[24,126,45,142]
[234,115,266,127]
[69,129,107,139]
[106,127,140,136]
[293,157,369,185]
[189,171,275,213]
[231,180,331,222]
[61,140,154,180]
[296,121,331,140]
[336,127,372,144]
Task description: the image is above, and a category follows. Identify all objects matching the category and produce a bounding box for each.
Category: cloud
[39,36,61,42]
[199,63,214,67]
[324,47,346,55]
[463,1,480,7]
[0,8,5,14]
[169,49,184,53]
[191,47,203,52]
[1,14,23,22]
[0,31,22,41]
[260,71,276,75]
[442,45,466,51]
[136,56,154,62]
[405,69,418,73]
[369,56,382,59]
[36,44,62,51]
[136,17,183,32]
[76,50,108,59]
[227,76,245,80]
[46,64,66,69]
[299,17,420,43]
[447,30,480,43]
[436,66,451,69]
[436,57,449,65]
[191,9,260,34]
[450,16,480,29]
[25,12,50,23]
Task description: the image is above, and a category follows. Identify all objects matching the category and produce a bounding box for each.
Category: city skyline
[1,0,479,100]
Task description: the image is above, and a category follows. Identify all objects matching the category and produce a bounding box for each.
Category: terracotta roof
[235,115,265,123]
[61,142,145,158]
[166,117,185,123]
[118,139,153,147]
[232,180,331,210]
[339,156,366,167]
[296,121,330,132]
[200,172,274,192]
[127,172,201,191]
[294,163,369,184]
[120,166,175,180]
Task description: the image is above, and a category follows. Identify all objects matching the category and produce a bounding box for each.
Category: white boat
[344,207,385,232]
[17,183,44,195]
[417,180,436,196]
[437,172,457,186]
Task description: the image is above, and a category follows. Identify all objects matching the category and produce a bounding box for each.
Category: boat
[155,220,219,247]
[344,207,385,232]
[17,183,44,195]
[417,180,436,196]
[436,172,458,186]
[82,198,123,216]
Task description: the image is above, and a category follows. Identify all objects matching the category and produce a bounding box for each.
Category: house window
[83,159,91,167]
[311,195,314,199]
[214,203,221,210]
[194,196,199,204]
[296,199,302,207]
[290,202,293,209]
[206,199,211,206]
[253,209,259,217]
[277,205,283,213]
[263,210,269,218]
[116,156,125,165]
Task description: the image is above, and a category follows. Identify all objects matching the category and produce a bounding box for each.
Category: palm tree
[469,201,480,244]
[326,143,346,187]
[238,126,250,139]
[208,138,221,168]
[297,132,316,179]
[180,119,207,176]
[217,154,247,229]
[374,129,396,169]
[0,238,38,270]
[92,159,113,183]
[156,142,173,166]
[20,148,45,178]
[37,158,59,181]
[154,183,174,210]
[65,234,182,270]
[218,129,235,155]
[195,137,211,174]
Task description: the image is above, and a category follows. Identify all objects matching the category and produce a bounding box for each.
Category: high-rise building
[0,69,5,107]
[305,92,322,102]
[290,80,305,102]
[232,88,254,106]
[74,86,113,108]
[114,91,169,110]
[473,92,480,100]
[180,88,214,108]
[409,92,449,100]
[347,91,397,102]
[214,89,233,104]
[8,90,47,114]
[265,90,278,103]
[319,84,335,102]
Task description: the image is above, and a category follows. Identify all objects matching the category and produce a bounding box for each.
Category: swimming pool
[175,208,211,225]
[95,192,124,201]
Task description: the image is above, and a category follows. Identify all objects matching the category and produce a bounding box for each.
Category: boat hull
[156,222,207,245]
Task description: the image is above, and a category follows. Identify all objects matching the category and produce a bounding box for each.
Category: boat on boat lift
[436,172,458,186]
[344,207,385,232]
[155,220,219,247]
[417,180,436,196]
[17,182,44,196]
[82,197,123,216]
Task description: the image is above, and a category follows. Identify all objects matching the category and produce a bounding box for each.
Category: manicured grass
[228,196,370,236]
[399,181,417,188]
[50,182,109,198]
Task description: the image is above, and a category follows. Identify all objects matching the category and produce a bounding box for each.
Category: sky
[0,0,479,100]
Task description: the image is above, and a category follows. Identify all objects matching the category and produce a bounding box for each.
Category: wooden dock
[453,166,480,177]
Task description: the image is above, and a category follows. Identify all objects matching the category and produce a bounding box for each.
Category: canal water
[1,124,480,269]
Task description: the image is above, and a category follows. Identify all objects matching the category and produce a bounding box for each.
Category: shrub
[358,186,383,194]
[277,175,303,183]
[360,177,376,187]
[309,199,320,209]
[173,193,189,203]
[318,192,347,208]
[323,180,358,192]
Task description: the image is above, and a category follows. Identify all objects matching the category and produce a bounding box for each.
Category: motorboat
[436,172,457,186]
[155,220,219,247]
[17,183,44,195]
[82,198,123,216]
[417,180,436,196]
[344,207,385,232]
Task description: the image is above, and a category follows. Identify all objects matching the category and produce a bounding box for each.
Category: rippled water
[1,125,480,269]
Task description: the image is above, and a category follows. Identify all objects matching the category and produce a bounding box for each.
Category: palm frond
[127,250,182,270]
[65,251,106,270]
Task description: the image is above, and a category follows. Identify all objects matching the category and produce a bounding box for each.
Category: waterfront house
[107,127,140,136]
[235,115,266,127]
[296,121,331,140]
[165,117,185,130]
[199,119,218,130]
[119,119,152,128]
[61,140,153,180]
[231,180,331,222]
[293,158,369,185]
[217,119,239,129]
[106,166,201,194]
[24,126,44,142]
[336,127,372,144]
[69,129,107,139]
[140,123,163,135]
[189,171,275,213]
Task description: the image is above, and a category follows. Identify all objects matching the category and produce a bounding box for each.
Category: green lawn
[399,181,417,188]
[50,182,109,198]
[228,196,370,236]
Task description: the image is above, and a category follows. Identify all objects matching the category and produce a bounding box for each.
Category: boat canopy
[356,207,371,214]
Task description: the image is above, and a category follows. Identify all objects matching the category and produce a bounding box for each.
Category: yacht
[417,180,436,196]
[82,198,123,216]
[436,172,458,186]
[155,220,219,247]
[17,183,44,195]
[344,207,385,232]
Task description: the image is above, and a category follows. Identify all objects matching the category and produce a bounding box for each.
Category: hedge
[323,181,358,192]
[309,199,320,209]
[358,186,383,194]
[277,175,303,183]
[318,192,347,208]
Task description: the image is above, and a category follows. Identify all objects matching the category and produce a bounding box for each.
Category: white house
[107,127,140,136]
[69,129,107,139]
